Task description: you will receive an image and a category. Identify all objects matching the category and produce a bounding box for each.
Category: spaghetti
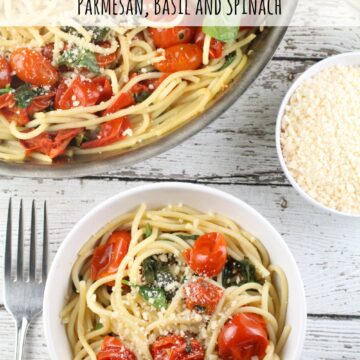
[62,204,290,360]
[0,26,255,163]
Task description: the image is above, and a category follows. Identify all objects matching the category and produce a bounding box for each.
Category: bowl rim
[0,20,298,178]
[276,51,360,218]
[43,182,307,360]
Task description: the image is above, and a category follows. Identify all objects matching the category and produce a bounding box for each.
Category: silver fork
[3,199,48,360]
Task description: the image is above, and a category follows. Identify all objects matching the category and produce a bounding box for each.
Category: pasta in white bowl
[43,183,306,360]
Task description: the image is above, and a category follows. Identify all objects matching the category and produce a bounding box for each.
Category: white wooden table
[0,27,360,360]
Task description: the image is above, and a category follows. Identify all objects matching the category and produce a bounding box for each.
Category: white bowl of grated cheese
[276,52,360,217]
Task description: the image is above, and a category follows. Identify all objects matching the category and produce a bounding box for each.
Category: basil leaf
[57,48,100,74]
[142,257,157,284]
[145,223,152,238]
[94,323,103,330]
[0,85,13,95]
[185,337,192,353]
[219,52,236,71]
[138,285,168,310]
[222,257,258,288]
[13,84,44,109]
[177,234,199,241]
[134,91,151,104]
[202,26,238,42]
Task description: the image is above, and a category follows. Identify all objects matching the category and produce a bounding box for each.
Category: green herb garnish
[0,85,13,95]
[202,26,238,42]
[57,48,100,74]
[176,234,200,241]
[94,323,103,330]
[222,257,258,288]
[61,26,110,43]
[145,223,152,238]
[134,91,151,104]
[13,84,45,109]
[219,52,236,71]
[142,257,157,283]
[138,285,168,310]
[185,337,192,353]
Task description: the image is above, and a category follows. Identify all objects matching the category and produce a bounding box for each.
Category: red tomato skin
[27,92,55,115]
[91,231,131,281]
[10,48,59,86]
[20,128,82,158]
[149,27,196,49]
[96,41,119,68]
[217,313,269,360]
[194,29,224,59]
[183,232,227,277]
[0,93,15,110]
[0,57,12,88]
[41,43,55,61]
[155,44,203,73]
[150,335,205,360]
[182,278,223,315]
[97,336,137,360]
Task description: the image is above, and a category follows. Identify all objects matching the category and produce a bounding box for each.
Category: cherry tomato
[143,74,169,91]
[96,41,119,68]
[194,29,224,59]
[103,92,134,115]
[20,128,82,158]
[0,57,11,88]
[41,43,55,61]
[1,106,29,126]
[81,117,131,149]
[150,335,205,360]
[217,313,269,360]
[183,232,227,277]
[155,44,203,73]
[97,336,137,360]
[0,93,15,110]
[149,27,196,49]
[182,278,223,315]
[27,92,55,115]
[91,231,131,281]
[10,48,58,86]
[55,76,113,110]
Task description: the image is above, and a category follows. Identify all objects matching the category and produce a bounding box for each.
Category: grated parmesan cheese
[281,65,360,214]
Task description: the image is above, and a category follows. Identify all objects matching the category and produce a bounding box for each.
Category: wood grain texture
[0,310,359,360]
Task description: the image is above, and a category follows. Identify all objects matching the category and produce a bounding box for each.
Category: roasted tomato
[27,92,55,115]
[0,56,11,88]
[217,313,269,360]
[194,29,224,59]
[97,336,137,360]
[41,43,55,61]
[81,117,131,149]
[0,93,15,110]
[91,231,132,281]
[155,44,203,73]
[182,278,223,315]
[55,76,113,110]
[96,41,119,68]
[10,48,58,86]
[183,232,227,277]
[150,335,205,360]
[20,128,82,158]
[149,27,196,49]
[1,106,29,126]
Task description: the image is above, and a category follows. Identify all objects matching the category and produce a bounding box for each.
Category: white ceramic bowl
[276,52,360,217]
[43,182,307,360]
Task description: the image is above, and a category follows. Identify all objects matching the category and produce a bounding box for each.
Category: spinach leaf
[202,26,238,42]
[142,257,157,283]
[57,48,100,74]
[134,91,151,104]
[176,234,199,241]
[94,323,103,330]
[0,85,13,95]
[13,84,44,109]
[185,337,192,353]
[145,223,152,238]
[219,52,236,71]
[222,257,257,288]
[138,285,168,310]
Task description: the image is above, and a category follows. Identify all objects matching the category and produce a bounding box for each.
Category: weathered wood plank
[0,180,359,316]
[0,310,359,359]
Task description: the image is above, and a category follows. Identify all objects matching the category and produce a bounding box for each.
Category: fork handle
[15,317,29,360]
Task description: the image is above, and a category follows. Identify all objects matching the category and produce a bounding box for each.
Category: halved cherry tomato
[150,335,205,360]
[183,232,227,277]
[217,313,269,360]
[27,92,55,115]
[155,44,203,73]
[97,336,136,360]
[0,57,11,88]
[91,231,131,281]
[149,27,196,49]
[20,128,82,158]
[0,93,15,110]
[1,106,29,126]
[55,76,113,110]
[10,48,58,86]
[182,278,223,315]
[96,41,119,68]
[81,117,131,149]
[144,74,169,91]
[103,92,134,115]
[194,29,224,59]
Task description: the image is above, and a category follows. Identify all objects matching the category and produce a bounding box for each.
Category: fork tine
[16,200,24,281]
[4,198,12,280]
[42,201,48,281]
[29,200,36,281]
